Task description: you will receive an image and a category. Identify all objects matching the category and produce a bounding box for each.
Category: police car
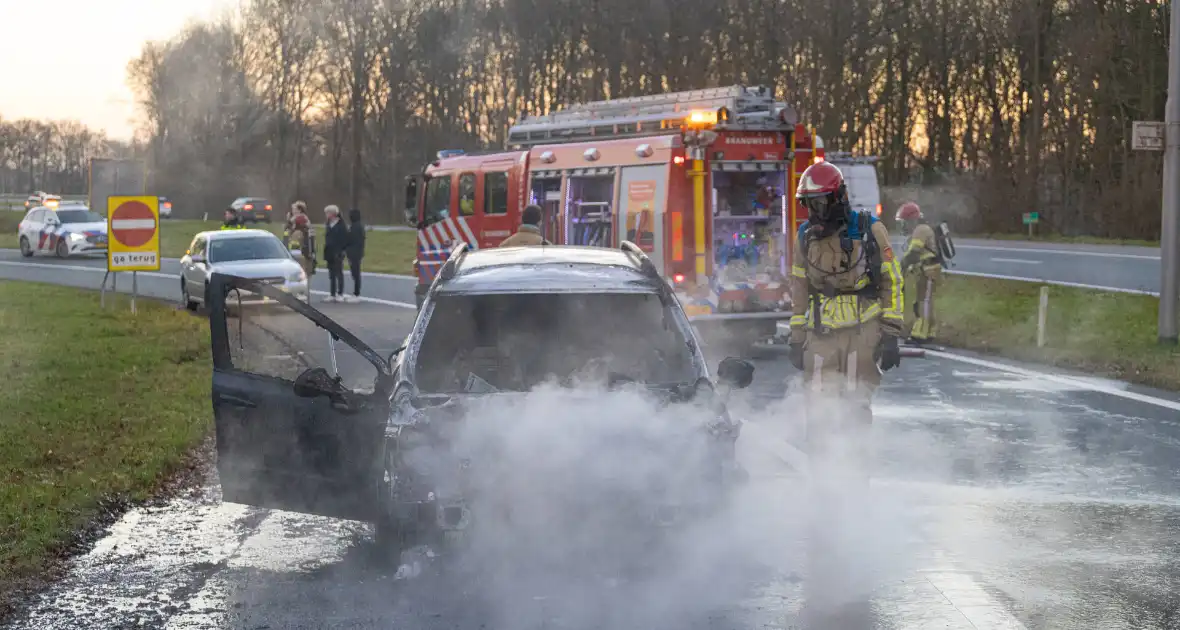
[24,191,62,211]
[17,204,108,258]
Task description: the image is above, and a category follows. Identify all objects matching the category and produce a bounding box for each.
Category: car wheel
[182,279,199,312]
[19,236,33,258]
[55,238,69,259]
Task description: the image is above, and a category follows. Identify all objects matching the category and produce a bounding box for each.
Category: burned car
[208,242,755,556]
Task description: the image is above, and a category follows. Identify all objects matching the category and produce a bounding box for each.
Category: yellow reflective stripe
[790,314,807,326]
[882,258,904,320]
[791,265,806,278]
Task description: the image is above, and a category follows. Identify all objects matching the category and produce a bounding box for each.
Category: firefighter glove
[787,340,805,371]
[876,334,901,371]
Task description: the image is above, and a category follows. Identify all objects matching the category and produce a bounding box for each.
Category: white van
[826,153,882,218]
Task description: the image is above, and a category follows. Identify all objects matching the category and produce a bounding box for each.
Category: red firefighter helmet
[795,161,849,226]
[896,202,922,221]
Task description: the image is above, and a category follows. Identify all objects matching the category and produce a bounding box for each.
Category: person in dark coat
[322,205,349,302]
[345,208,366,302]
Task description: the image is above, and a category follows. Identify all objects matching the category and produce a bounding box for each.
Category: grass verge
[0,216,418,276]
[928,274,1180,390]
[0,281,211,617]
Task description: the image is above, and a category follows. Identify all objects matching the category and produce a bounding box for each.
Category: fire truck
[403,85,826,349]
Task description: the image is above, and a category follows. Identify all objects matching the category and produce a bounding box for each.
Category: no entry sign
[107,196,160,271]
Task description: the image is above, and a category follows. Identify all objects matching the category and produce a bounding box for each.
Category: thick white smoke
[392,379,933,629]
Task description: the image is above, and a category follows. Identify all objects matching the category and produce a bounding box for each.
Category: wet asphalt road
[907,238,1161,295]
[3,250,1180,628]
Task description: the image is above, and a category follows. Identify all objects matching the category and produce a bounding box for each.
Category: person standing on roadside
[345,208,366,303]
[323,205,349,302]
[896,202,942,345]
[222,208,245,229]
[288,209,316,266]
[284,200,304,242]
[498,204,550,247]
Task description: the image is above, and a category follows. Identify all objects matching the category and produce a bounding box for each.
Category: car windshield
[208,236,290,263]
[55,210,103,223]
[414,292,697,394]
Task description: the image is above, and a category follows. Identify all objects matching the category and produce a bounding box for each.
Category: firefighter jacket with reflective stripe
[901,223,942,276]
[499,224,549,247]
[789,217,905,336]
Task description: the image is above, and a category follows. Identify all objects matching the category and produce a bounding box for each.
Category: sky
[0,0,233,141]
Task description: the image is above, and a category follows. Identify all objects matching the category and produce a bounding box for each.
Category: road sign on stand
[1133,121,1166,151]
[107,196,160,272]
[1023,211,1039,237]
[103,196,160,314]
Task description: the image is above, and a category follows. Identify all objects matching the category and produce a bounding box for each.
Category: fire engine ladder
[507,85,795,148]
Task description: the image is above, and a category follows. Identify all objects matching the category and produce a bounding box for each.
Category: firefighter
[499,204,550,247]
[287,213,316,292]
[896,202,941,345]
[786,161,904,475]
[284,200,307,241]
[221,208,245,229]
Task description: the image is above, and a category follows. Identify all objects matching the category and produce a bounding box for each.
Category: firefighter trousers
[910,270,940,342]
[800,318,881,485]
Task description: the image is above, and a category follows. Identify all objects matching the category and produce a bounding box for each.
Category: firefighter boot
[909,274,939,345]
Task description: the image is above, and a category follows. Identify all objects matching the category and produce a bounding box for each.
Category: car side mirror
[717,357,755,389]
[294,366,336,398]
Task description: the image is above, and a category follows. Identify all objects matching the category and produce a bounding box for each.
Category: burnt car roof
[436,245,660,295]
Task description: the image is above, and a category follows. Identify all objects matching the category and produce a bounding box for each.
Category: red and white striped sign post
[104,196,161,313]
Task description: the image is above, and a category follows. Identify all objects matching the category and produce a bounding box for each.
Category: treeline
[125,0,1169,238]
[0,118,123,195]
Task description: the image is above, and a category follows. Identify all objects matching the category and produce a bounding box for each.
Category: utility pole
[1160,0,1180,344]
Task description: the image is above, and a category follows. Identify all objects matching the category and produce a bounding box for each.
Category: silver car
[179,229,309,310]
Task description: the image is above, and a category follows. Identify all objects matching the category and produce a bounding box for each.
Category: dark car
[206,242,755,558]
[228,197,274,223]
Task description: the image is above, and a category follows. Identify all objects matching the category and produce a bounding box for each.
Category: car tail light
[244,204,254,210]
[264,204,272,211]
[164,202,172,209]
[673,273,685,284]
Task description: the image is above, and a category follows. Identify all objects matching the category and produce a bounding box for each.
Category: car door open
[208,273,393,521]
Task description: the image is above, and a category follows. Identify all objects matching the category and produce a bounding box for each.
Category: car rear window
[414,292,696,393]
[208,236,290,263]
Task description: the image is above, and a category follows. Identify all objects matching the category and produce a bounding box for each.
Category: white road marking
[988,257,1041,265]
[956,244,1159,260]
[921,348,1180,412]
[742,422,1029,630]
[0,249,419,280]
[0,260,173,277]
[0,260,420,309]
[308,290,415,309]
[773,321,1180,412]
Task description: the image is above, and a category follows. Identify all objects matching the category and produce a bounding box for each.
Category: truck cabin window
[414,292,695,393]
[423,175,452,225]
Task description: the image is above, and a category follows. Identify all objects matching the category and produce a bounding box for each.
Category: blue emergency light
[437,149,466,160]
